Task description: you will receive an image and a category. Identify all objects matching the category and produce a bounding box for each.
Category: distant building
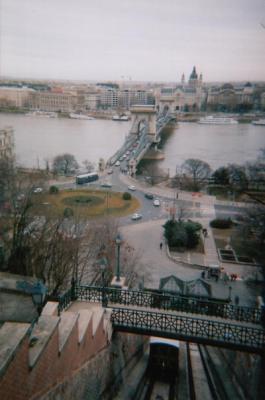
[0,87,34,108]
[0,126,14,159]
[99,87,155,109]
[261,92,265,110]
[207,82,257,112]
[84,92,99,110]
[99,88,118,109]
[28,91,76,112]
[158,66,206,113]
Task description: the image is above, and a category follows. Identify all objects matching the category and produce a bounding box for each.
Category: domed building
[207,81,255,112]
[158,66,206,113]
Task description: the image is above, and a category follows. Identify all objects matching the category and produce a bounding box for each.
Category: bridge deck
[112,303,263,330]
[110,306,265,353]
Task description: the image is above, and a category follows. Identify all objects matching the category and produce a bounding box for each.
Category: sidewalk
[119,173,216,205]
[119,174,262,307]
[119,173,253,209]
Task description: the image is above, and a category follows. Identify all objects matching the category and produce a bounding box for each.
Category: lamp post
[99,257,108,307]
[115,233,122,282]
[17,280,47,316]
[31,282,47,314]
[228,286,232,301]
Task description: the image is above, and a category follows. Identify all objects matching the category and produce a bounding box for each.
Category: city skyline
[0,0,265,83]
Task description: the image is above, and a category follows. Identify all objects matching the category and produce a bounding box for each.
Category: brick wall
[0,336,29,400]
[0,308,146,400]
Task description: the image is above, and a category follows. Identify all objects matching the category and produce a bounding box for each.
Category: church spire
[189,66,198,80]
[181,73,185,85]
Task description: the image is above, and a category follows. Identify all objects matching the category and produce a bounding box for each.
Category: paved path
[120,175,259,306]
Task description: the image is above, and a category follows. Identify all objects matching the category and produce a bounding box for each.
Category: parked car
[115,161,120,167]
[131,213,142,220]
[145,193,154,200]
[128,185,136,191]
[107,169,113,174]
[153,198,160,207]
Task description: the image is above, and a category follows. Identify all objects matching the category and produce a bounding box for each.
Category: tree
[82,159,95,173]
[0,156,16,208]
[227,164,248,190]
[231,205,265,270]
[163,219,202,249]
[212,167,230,185]
[49,185,59,194]
[52,153,78,175]
[140,162,168,186]
[181,158,212,191]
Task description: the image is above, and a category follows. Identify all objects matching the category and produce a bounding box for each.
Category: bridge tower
[130,105,157,141]
[158,95,176,115]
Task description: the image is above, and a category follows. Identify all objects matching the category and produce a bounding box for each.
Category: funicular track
[186,343,251,400]
[133,341,253,400]
[133,372,176,400]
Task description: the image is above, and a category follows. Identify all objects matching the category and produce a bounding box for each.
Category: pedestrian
[160,242,163,250]
[235,295,239,305]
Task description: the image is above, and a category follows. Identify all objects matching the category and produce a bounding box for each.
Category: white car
[153,198,160,207]
[100,182,112,188]
[115,161,120,167]
[128,185,136,191]
[131,213,142,220]
[33,187,43,194]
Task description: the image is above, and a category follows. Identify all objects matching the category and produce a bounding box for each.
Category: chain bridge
[108,105,176,174]
[58,285,265,354]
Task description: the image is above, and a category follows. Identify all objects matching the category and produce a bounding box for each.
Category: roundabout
[32,189,140,218]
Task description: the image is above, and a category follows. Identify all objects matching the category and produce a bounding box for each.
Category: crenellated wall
[0,302,146,400]
[0,302,109,400]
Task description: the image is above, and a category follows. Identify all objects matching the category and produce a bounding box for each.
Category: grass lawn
[31,189,140,219]
[212,226,248,256]
[212,227,235,248]
[169,237,205,254]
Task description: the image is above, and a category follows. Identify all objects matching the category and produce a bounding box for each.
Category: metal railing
[110,307,265,353]
[57,285,263,325]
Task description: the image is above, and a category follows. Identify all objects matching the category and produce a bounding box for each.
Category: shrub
[163,219,202,249]
[123,192,132,200]
[63,207,74,218]
[210,218,233,229]
[49,185,59,194]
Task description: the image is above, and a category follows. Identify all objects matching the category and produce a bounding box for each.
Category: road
[51,166,249,225]
[49,168,262,304]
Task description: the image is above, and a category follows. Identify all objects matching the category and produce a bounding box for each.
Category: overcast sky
[1,0,265,82]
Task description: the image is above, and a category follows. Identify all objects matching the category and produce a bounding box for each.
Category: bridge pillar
[130,105,157,141]
[129,159,137,176]
[158,97,176,115]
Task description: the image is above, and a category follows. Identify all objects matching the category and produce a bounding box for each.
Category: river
[1,113,265,174]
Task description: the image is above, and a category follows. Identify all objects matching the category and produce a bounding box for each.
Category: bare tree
[180,158,212,191]
[231,205,265,270]
[82,159,95,173]
[141,162,168,186]
[52,153,79,175]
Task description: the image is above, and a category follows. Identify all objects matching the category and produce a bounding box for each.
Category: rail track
[131,341,251,400]
[186,342,248,400]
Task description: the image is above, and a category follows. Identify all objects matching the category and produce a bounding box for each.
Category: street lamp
[115,233,122,282]
[99,257,108,307]
[17,280,47,315]
[228,286,232,301]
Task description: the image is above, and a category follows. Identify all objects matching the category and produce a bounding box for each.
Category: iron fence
[57,285,263,324]
[111,307,265,353]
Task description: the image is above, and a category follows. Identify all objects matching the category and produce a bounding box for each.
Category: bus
[76,172,99,184]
